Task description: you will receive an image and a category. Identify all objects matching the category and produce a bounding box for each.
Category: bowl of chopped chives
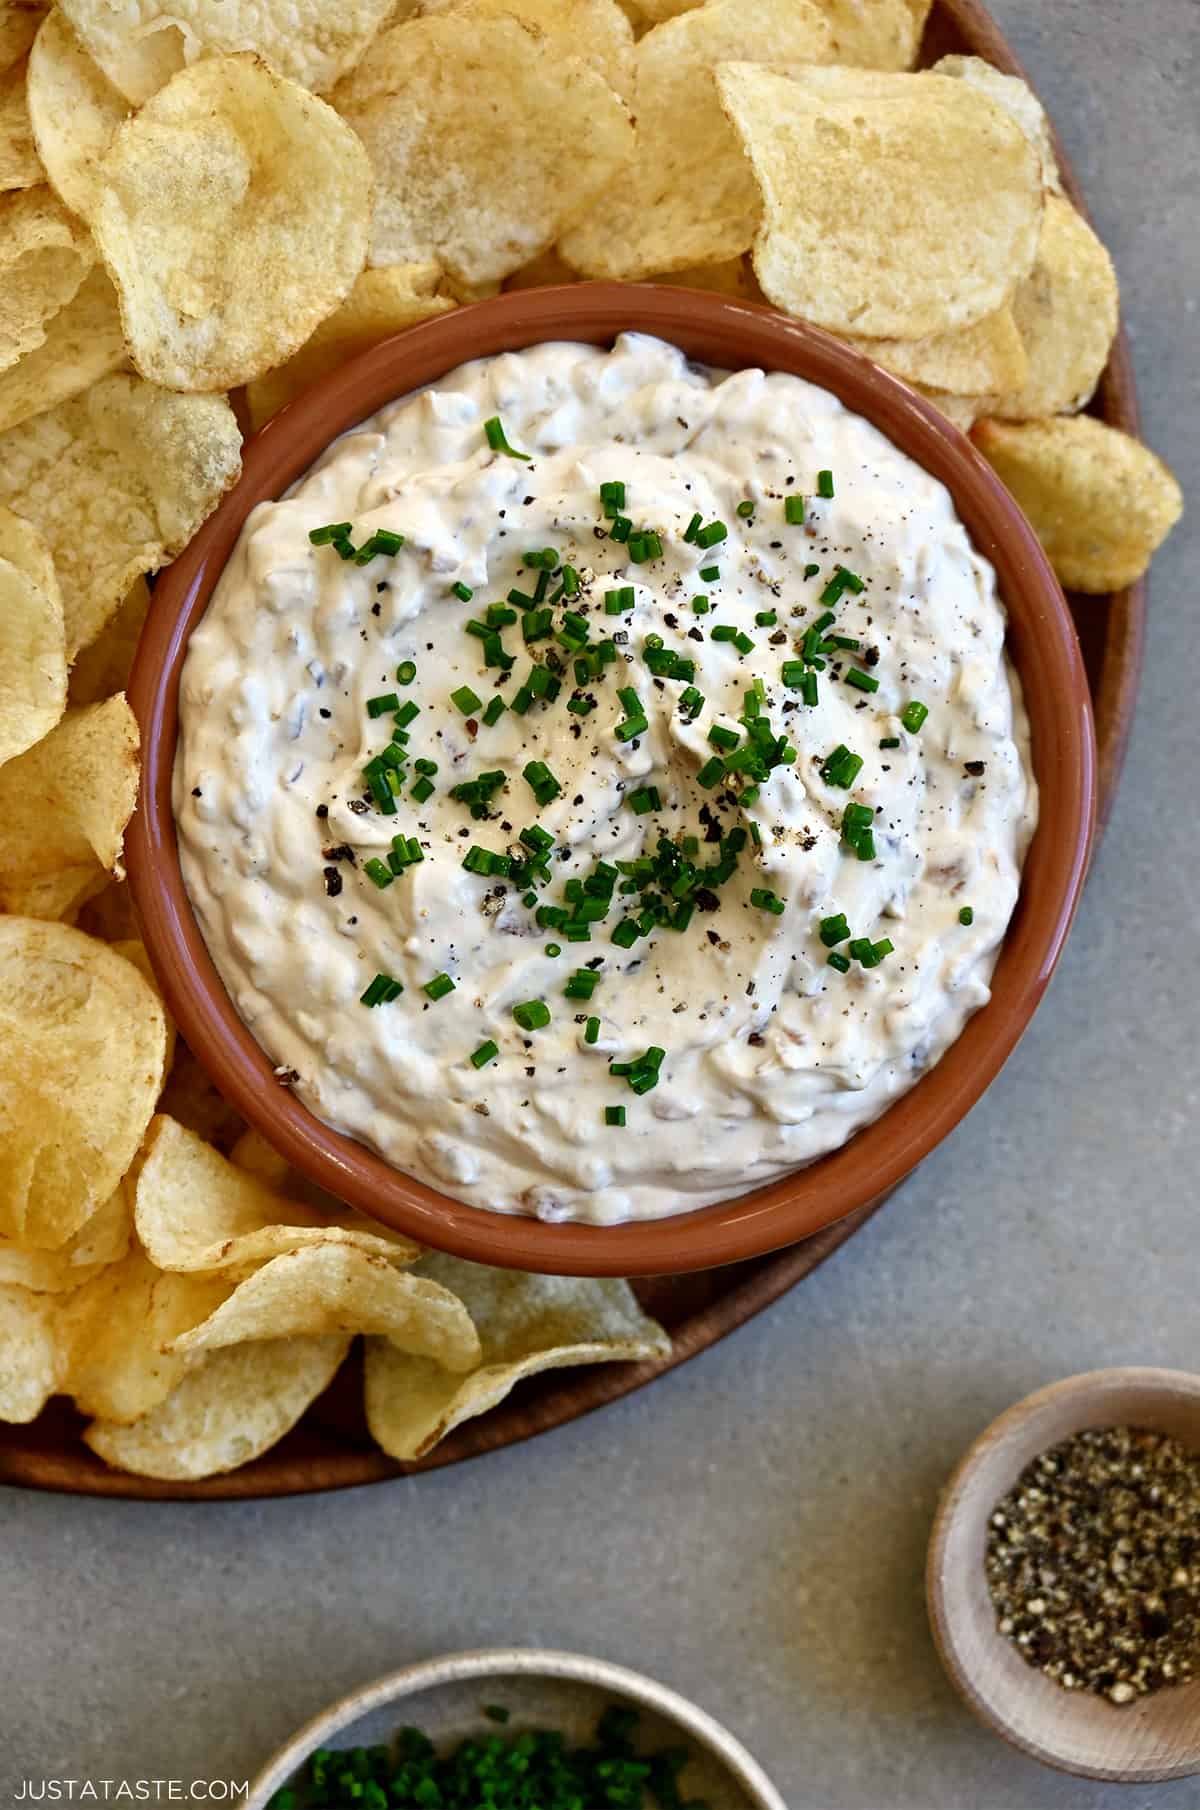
[927,1366,1200,1782]
[243,1647,787,1810]
[127,283,1094,1275]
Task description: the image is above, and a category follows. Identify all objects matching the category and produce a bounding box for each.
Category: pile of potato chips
[0,0,1182,1481]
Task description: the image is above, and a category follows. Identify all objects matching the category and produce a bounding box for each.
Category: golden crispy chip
[0,697,139,916]
[985,196,1118,419]
[811,0,927,69]
[62,1250,230,1419]
[0,532,65,770]
[0,373,241,658]
[0,3,44,76]
[135,1114,420,1273]
[0,1282,60,1419]
[0,495,54,591]
[365,1257,671,1460]
[0,919,168,1248]
[623,0,695,19]
[719,65,1043,340]
[933,53,1062,194]
[166,1244,481,1372]
[83,1334,351,1479]
[229,1127,291,1189]
[0,267,128,437]
[0,1187,129,1291]
[333,13,634,285]
[0,184,94,373]
[91,56,373,392]
[842,305,1028,396]
[0,57,40,190]
[973,414,1183,594]
[110,937,175,1072]
[27,11,129,217]
[915,387,980,434]
[59,0,396,102]
[423,0,634,104]
[561,0,832,280]
[67,574,148,706]
[246,265,455,431]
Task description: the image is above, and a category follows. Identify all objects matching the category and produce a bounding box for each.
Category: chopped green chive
[470,1039,498,1068]
[804,562,820,579]
[820,744,863,789]
[694,520,727,550]
[819,912,850,947]
[750,887,785,916]
[367,691,399,718]
[784,495,805,525]
[900,699,929,733]
[484,415,529,459]
[395,660,417,685]
[629,785,661,815]
[424,972,456,1000]
[605,1105,626,1126]
[395,699,420,727]
[959,905,974,926]
[513,999,551,1032]
[564,967,600,1000]
[451,684,482,716]
[363,857,394,888]
[756,609,777,626]
[817,469,835,498]
[585,1014,600,1044]
[360,971,403,1006]
[733,631,755,655]
[523,759,561,805]
[736,499,755,519]
[845,666,879,693]
[410,774,435,803]
[627,530,663,564]
[451,581,473,602]
[708,723,740,752]
[697,755,726,788]
[309,521,352,546]
[827,951,851,973]
[482,694,506,727]
[604,586,636,614]
[879,735,900,749]
[683,510,703,543]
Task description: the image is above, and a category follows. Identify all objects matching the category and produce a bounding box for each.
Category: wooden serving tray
[0,0,1145,1500]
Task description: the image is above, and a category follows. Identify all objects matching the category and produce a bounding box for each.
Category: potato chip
[422,0,635,105]
[0,266,128,437]
[74,872,138,942]
[83,1334,351,1479]
[0,1186,129,1291]
[135,1115,421,1273]
[973,414,1183,594]
[62,1250,230,1419]
[0,918,168,1247]
[933,53,1062,194]
[915,387,980,434]
[811,0,927,70]
[27,10,129,218]
[0,184,94,373]
[0,697,139,916]
[0,373,241,658]
[365,1256,671,1461]
[0,538,65,770]
[58,0,397,103]
[229,1127,291,1190]
[719,65,1043,340]
[332,13,634,285]
[0,3,43,75]
[842,305,1028,396]
[0,56,40,190]
[110,937,175,1072]
[246,265,455,431]
[166,1244,481,1372]
[0,496,54,592]
[90,56,373,392]
[985,196,1118,419]
[0,1282,61,1419]
[67,575,148,706]
[561,0,832,281]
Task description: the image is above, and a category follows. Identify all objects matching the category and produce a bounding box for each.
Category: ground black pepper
[985,1426,1200,1703]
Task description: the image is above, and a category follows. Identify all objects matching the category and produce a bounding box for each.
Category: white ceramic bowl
[246,1648,786,1808]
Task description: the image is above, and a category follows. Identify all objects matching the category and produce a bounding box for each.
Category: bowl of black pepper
[927,1367,1200,1782]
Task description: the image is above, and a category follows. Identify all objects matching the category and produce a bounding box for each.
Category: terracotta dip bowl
[126,284,1095,1277]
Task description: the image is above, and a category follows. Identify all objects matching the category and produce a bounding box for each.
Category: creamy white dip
[176,334,1036,1224]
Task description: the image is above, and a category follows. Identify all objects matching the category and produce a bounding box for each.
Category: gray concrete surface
[1,5,1196,1805]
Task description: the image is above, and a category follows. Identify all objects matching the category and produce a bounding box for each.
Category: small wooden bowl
[927,1368,1200,1782]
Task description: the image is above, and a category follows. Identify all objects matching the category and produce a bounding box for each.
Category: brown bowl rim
[126,282,1096,1277]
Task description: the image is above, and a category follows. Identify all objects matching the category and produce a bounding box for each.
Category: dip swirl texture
[176,334,1036,1224]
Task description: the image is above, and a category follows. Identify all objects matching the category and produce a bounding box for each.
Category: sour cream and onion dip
[175,333,1037,1225]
